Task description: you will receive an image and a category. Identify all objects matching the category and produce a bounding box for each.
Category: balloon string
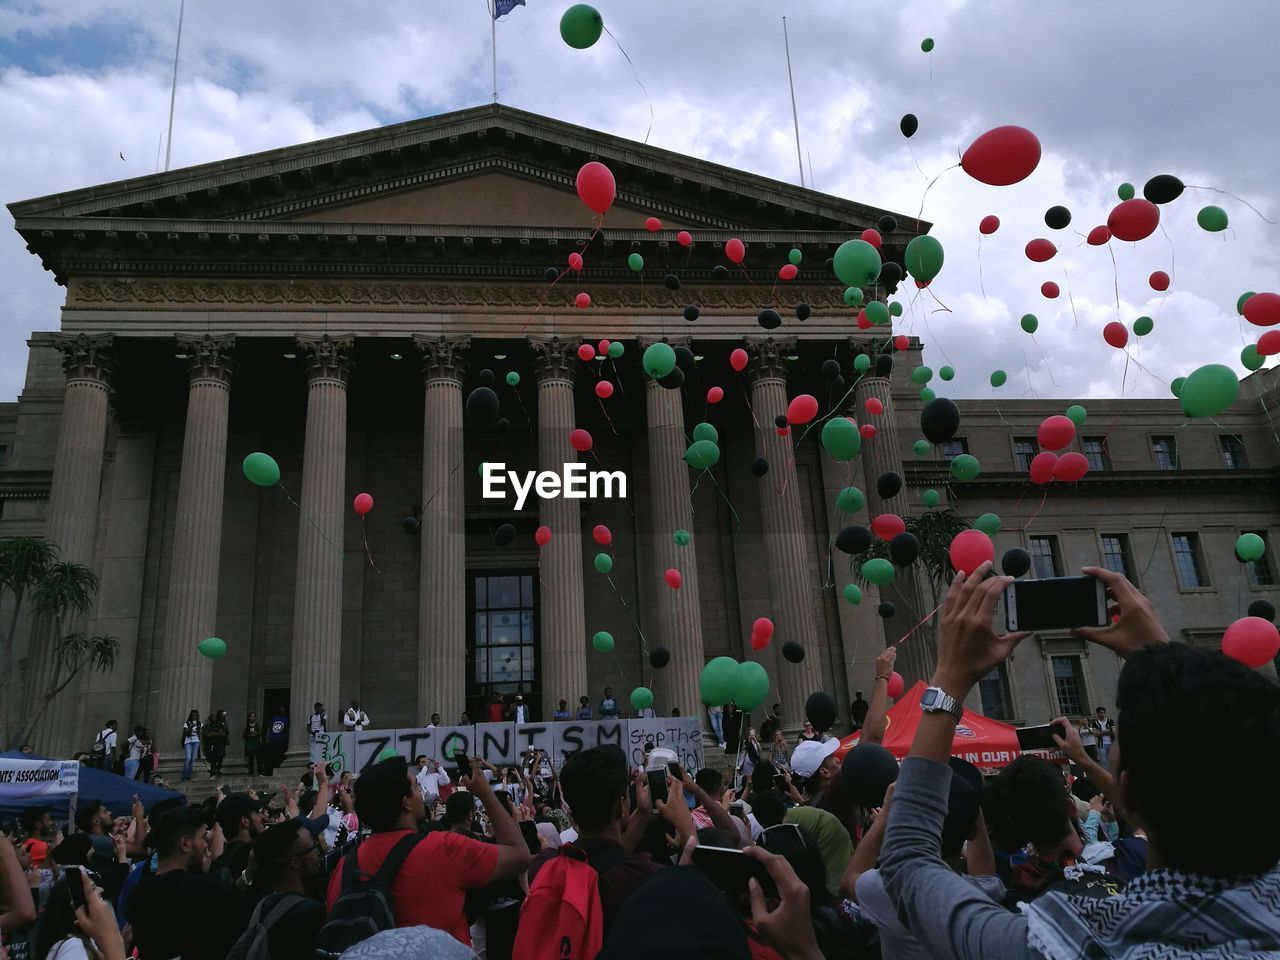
[977,234,987,299]
[602,27,653,146]
[906,141,928,181]
[737,372,761,430]
[893,600,943,647]
[1019,488,1051,534]
[691,463,743,533]
[1029,335,1060,388]
[1063,266,1080,331]
[1107,243,1121,318]
[914,162,959,235]
[589,450,635,518]
[924,284,953,315]
[278,480,345,557]
[361,519,380,573]
[1184,184,1277,224]
[519,221,602,334]
[512,385,535,431]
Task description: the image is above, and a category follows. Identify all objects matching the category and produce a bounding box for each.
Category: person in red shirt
[325,755,530,946]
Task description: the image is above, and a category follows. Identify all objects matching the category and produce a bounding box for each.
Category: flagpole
[782,16,804,188]
[164,0,185,172]
[490,0,498,103]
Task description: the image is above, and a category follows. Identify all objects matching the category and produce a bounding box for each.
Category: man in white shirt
[307,702,327,764]
[91,720,118,770]
[415,755,450,802]
[343,700,370,731]
[512,695,530,724]
[425,712,441,729]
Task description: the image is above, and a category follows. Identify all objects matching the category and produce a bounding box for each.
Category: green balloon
[594,553,614,574]
[939,365,955,382]
[197,636,227,660]
[692,422,719,444]
[684,439,721,469]
[607,341,625,358]
[821,418,862,461]
[1237,292,1256,316]
[1197,205,1228,232]
[559,3,603,48]
[630,686,654,711]
[1170,376,1185,398]
[592,630,614,653]
[921,37,934,52]
[1241,344,1264,372]
[913,439,931,456]
[990,370,1007,388]
[889,301,904,317]
[922,488,940,508]
[1133,315,1154,337]
[1179,363,1238,418]
[903,235,944,282]
[1021,314,1039,334]
[628,253,645,272]
[842,583,862,605]
[974,513,1001,536]
[1065,404,1087,427]
[1118,182,1135,201]
[843,286,865,307]
[506,371,521,387]
[919,387,936,402]
[865,301,891,326]
[836,486,866,512]
[674,529,691,546]
[950,453,980,481]
[854,354,872,373]
[910,365,933,385]
[242,452,280,487]
[1236,533,1266,563]
[861,557,895,585]
[736,661,771,711]
[832,239,882,287]
[700,656,741,706]
[376,746,400,762]
[788,248,803,266]
[642,341,677,378]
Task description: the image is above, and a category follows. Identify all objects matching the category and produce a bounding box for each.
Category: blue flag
[494,0,525,18]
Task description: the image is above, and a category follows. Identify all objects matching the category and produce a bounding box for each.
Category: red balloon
[353,493,374,516]
[886,671,905,699]
[893,335,909,351]
[787,394,819,425]
[575,161,616,215]
[752,617,774,640]
[664,568,682,589]
[979,215,1000,235]
[1041,281,1060,299]
[949,529,994,575]
[577,343,596,362]
[595,380,614,399]
[1107,198,1160,242]
[871,513,906,541]
[1086,225,1111,246]
[915,279,930,289]
[960,126,1042,186]
[1029,451,1058,485]
[1243,292,1280,327]
[644,216,662,232]
[860,424,877,439]
[865,397,884,416]
[725,237,745,264]
[569,428,593,452]
[534,525,552,547]
[778,263,798,281]
[1103,321,1129,349]
[598,339,611,356]
[707,386,725,403]
[856,311,873,330]
[861,228,882,248]
[730,348,749,372]
[776,426,791,437]
[592,524,612,545]
[677,230,692,247]
[1222,617,1280,668]
[751,633,770,651]
[1053,451,1088,482]
[1037,415,1076,452]
[1149,271,1170,292]
[1025,238,1057,262]
[1257,330,1280,356]
[574,292,591,309]
[567,252,584,271]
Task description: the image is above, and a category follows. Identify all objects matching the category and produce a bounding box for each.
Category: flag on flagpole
[494,0,525,18]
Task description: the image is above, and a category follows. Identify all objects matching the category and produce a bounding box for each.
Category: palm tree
[0,537,58,748]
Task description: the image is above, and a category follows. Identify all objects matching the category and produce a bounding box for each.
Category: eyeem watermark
[482,462,627,511]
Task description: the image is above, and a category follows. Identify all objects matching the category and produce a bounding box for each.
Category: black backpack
[226,893,313,960]
[314,832,426,958]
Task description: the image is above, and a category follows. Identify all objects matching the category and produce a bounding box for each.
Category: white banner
[626,717,704,774]
[0,759,80,800]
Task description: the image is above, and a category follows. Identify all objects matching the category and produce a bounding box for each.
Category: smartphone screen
[453,751,473,778]
[691,846,777,898]
[666,761,682,778]
[646,768,669,807]
[1016,722,1068,752]
[518,819,540,856]
[772,774,787,792]
[1005,576,1107,631]
[728,802,745,818]
[66,866,88,912]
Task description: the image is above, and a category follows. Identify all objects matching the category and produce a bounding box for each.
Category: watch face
[921,689,939,708]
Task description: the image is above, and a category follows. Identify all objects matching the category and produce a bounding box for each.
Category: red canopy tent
[836,681,1022,771]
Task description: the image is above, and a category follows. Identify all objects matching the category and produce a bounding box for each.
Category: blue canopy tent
[0,751,183,821]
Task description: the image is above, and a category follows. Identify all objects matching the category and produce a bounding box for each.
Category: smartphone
[772,774,788,792]
[667,761,682,778]
[66,866,88,912]
[1004,576,1107,632]
[518,819,540,856]
[728,802,745,818]
[691,846,777,898]
[646,768,669,807]
[1016,722,1068,752]
[324,762,337,778]
[453,751,473,778]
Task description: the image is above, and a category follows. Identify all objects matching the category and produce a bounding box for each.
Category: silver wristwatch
[920,686,963,721]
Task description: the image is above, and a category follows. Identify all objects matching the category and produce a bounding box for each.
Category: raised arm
[862,645,898,745]
[0,836,37,934]
[842,782,894,901]
[1050,716,1121,814]
[460,758,531,882]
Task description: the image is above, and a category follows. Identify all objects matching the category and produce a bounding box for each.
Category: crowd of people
[2,564,1277,959]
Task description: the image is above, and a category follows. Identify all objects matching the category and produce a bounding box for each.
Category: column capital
[413,334,470,383]
[52,333,114,384]
[176,334,236,384]
[743,336,797,382]
[297,334,354,385]
[528,336,580,384]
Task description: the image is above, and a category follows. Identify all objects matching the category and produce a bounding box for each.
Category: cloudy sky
[1,0,1276,403]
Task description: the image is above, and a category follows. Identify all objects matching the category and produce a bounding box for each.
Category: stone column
[155,335,236,742]
[24,335,113,755]
[288,335,354,751]
[639,337,705,718]
[744,337,823,731]
[413,335,470,725]
[529,337,588,713]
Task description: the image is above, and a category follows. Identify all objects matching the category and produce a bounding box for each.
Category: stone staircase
[158,759,313,806]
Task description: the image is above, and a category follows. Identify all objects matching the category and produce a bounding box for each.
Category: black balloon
[1143,174,1185,205]
[878,262,903,286]
[543,266,560,282]
[402,515,421,534]
[674,346,696,372]
[889,532,920,566]
[465,386,500,428]
[478,368,495,386]
[496,417,510,434]
[774,414,789,428]
[805,691,837,733]
[878,601,896,619]
[835,525,873,555]
[900,113,918,138]
[649,646,671,669]
[821,359,841,381]
[493,523,516,546]
[1002,548,1031,578]
[781,640,805,663]
[658,367,685,390]
[663,273,682,290]
[796,302,812,321]
[750,456,769,477]
[712,264,729,279]
[1248,599,1276,622]
[832,375,845,395]
[840,742,899,807]
[877,471,902,500]
[683,304,700,322]
[878,215,897,234]
[875,354,894,377]
[1044,205,1072,230]
[920,397,961,444]
[758,308,782,330]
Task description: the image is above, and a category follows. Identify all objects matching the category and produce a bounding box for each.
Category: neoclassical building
[3,105,1277,762]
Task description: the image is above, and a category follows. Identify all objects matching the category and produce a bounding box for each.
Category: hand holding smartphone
[1015,722,1068,752]
[691,845,778,898]
[1005,576,1107,632]
[453,751,473,778]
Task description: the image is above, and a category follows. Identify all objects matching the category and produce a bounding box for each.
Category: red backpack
[512,843,626,960]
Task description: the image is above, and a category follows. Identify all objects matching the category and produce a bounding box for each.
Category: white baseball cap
[791,738,840,779]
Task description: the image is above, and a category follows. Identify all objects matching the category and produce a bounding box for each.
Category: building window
[1171,533,1208,588]
[1051,656,1087,717]
[1029,536,1061,579]
[940,438,969,461]
[1219,435,1248,470]
[0,444,7,467]
[1151,436,1178,470]
[468,573,539,719]
[1082,437,1111,471]
[978,664,1013,722]
[1100,534,1135,581]
[1013,438,1038,472]
[1244,532,1274,587]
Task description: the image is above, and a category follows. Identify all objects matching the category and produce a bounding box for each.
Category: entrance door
[263,687,290,728]
[467,573,540,722]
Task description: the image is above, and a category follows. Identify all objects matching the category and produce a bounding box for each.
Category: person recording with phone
[33,868,125,960]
